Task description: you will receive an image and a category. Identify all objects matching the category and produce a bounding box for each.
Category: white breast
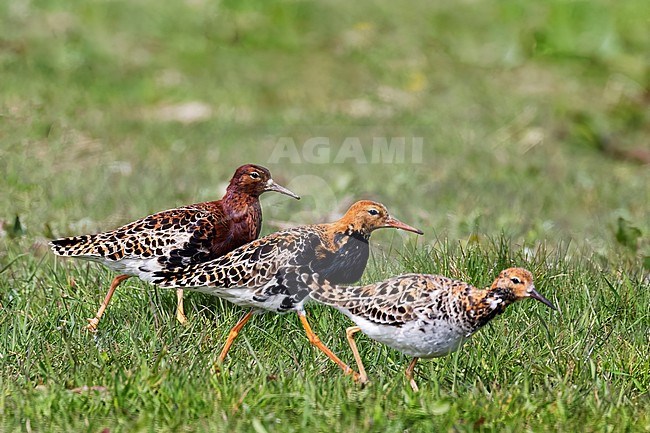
[343,311,469,358]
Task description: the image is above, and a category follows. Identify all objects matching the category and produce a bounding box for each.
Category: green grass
[1,0,649,431]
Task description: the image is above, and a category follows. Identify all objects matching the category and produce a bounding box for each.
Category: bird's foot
[86,317,99,332]
[344,366,365,384]
[211,362,224,376]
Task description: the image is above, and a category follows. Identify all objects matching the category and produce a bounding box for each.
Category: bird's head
[339,200,423,237]
[490,267,556,310]
[228,164,300,199]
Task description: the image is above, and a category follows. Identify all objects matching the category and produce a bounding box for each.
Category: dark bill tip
[529,288,557,310]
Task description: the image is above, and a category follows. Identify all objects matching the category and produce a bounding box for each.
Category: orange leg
[175,288,188,324]
[217,310,255,363]
[346,326,368,385]
[298,311,360,381]
[87,274,130,332]
[405,357,420,392]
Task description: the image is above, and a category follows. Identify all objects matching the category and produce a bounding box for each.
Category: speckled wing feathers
[150,225,327,290]
[50,206,225,275]
[307,273,472,327]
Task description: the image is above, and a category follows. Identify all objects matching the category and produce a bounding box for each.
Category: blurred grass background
[1,0,649,431]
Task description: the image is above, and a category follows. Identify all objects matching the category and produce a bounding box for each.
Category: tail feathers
[50,234,102,257]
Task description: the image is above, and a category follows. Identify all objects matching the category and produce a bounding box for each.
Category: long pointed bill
[384,216,424,235]
[529,287,556,310]
[265,179,300,200]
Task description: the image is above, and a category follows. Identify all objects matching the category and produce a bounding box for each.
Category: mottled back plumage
[50,203,229,273]
[148,200,423,313]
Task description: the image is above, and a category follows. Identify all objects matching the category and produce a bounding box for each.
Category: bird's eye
[368,209,379,216]
[249,172,260,179]
[510,277,521,284]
